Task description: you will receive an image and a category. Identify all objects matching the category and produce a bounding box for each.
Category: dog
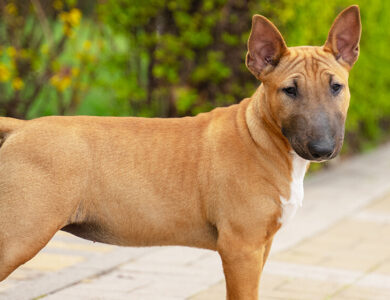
[0,5,360,299]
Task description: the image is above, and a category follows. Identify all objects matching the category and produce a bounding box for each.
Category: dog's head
[246,6,361,161]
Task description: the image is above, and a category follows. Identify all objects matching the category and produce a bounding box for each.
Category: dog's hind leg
[0,204,66,281]
[0,221,60,282]
[0,149,79,281]
[0,174,72,281]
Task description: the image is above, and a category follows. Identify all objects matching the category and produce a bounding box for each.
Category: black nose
[307,140,334,159]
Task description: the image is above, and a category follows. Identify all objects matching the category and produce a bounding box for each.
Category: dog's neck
[245,84,291,157]
[245,84,309,223]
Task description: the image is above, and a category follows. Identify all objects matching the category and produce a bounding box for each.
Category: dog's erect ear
[324,5,361,68]
[246,15,288,79]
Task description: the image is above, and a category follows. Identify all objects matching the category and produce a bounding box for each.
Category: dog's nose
[307,140,334,160]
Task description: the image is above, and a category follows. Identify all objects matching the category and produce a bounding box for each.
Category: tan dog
[0,6,360,299]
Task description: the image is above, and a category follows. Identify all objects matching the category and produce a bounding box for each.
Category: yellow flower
[59,8,81,37]
[50,74,58,84]
[63,24,74,38]
[71,67,80,77]
[68,8,82,27]
[0,64,10,82]
[12,77,24,90]
[53,0,63,11]
[7,46,16,58]
[5,3,17,16]
[82,40,92,51]
[50,74,71,91]
[60,9,82,27]
[59,77,71,91]
[59,11,68,23]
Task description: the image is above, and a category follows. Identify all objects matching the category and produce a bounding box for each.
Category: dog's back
[0,103,258,251]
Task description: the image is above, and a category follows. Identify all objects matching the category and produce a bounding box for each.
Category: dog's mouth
[285,136,343,162]
[293,146,338,162]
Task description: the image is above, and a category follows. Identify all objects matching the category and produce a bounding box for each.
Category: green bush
[0,0,389,154]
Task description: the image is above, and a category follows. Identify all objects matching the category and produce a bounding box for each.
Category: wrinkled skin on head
[246,6,361,161]
[264,47,350,161]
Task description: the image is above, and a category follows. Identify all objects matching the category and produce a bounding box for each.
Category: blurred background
[1,2,390,299]
[0,0,389,157]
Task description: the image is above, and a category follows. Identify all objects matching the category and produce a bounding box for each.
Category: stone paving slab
[1,143,390,299]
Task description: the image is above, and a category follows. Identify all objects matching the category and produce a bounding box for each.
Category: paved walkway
[1,144,390,299]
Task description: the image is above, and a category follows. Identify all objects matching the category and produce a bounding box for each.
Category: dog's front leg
[218,232,266,300]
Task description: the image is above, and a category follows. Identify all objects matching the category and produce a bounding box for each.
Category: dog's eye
[282,87,297,98]
[331,83,343,95]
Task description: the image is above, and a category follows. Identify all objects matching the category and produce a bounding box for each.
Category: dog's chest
[279,153,309,226]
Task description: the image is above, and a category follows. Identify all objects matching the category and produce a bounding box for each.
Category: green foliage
[0,0,389,154]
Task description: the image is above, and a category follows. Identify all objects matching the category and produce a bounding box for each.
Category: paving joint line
[327,257,390,298]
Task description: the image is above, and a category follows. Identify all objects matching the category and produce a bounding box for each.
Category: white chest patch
[279,153,309,226]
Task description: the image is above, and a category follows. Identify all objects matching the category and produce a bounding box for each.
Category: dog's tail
[0,117,25,134]
[0,118,25,147]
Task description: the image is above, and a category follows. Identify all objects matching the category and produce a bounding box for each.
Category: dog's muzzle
[307,139,335,160]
